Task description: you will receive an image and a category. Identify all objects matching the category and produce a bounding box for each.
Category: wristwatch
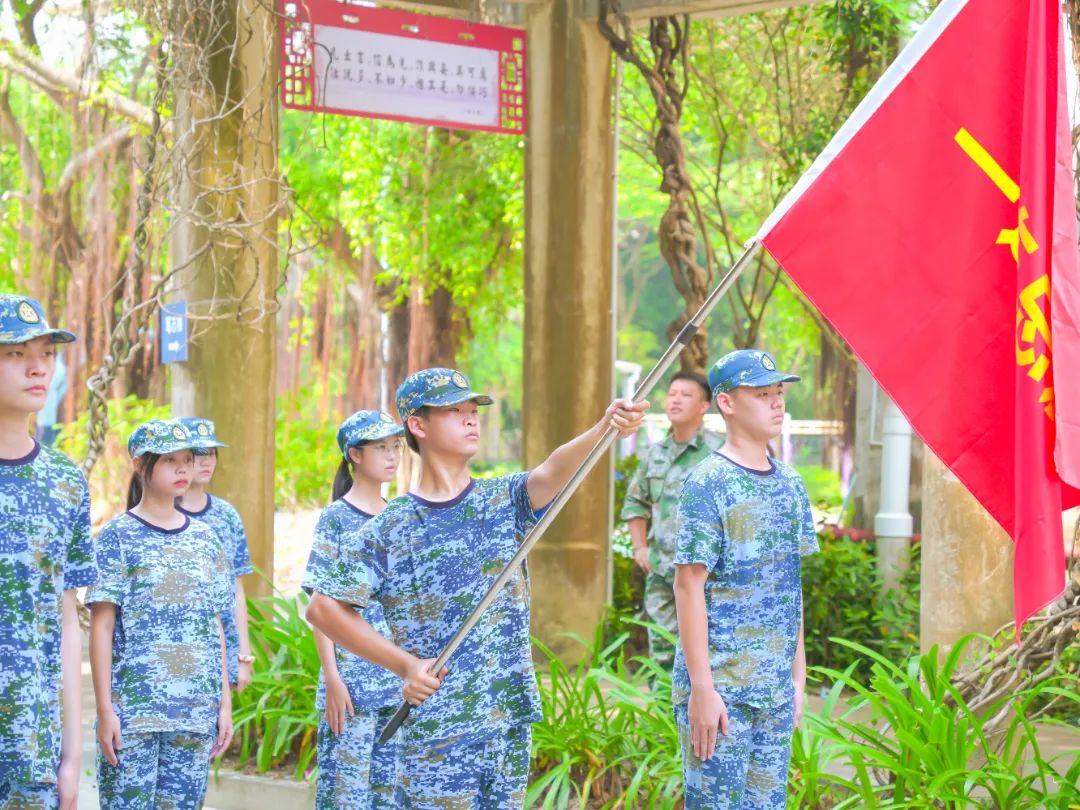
[237,654,255,664]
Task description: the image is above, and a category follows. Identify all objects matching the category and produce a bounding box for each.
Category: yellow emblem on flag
[955,127,1052,421]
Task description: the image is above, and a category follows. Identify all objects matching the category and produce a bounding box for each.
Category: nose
[27,355,49,377]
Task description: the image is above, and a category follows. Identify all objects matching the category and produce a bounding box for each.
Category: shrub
[229,589,320,778]
[802,532,920,676]
[529,624,682,809]
[790,637,1080,809]
[795,463,844,509]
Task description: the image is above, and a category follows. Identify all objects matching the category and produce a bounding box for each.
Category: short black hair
[669,371,711,401]
[403,406,429,453]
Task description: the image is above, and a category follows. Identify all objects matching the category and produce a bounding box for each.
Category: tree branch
[0,38,166,134]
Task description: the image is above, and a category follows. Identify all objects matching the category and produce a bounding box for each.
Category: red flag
[757,0,1080,634]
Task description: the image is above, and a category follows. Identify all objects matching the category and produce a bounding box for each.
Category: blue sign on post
[160,302,188,363]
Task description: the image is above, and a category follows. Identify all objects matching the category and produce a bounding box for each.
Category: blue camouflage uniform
[0,295,91,809]
[302,410,405,810]
[177,417,252,687]
[315,370,541,810]
[672,350,817,810]
[87,420,233,810]
[176,494,251,685]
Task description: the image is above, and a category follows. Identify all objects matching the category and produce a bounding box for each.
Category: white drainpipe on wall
[875,395,914,591]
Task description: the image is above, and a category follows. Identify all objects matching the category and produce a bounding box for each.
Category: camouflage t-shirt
[301,498,401,711]
[672,453,818,710]
[621,425,724,579]
[0,442,95,784]
[86,512,231,735]
[177,494,252,683]
[316,474,542,744]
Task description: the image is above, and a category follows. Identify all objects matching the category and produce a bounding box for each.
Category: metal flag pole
[379,240,763,744]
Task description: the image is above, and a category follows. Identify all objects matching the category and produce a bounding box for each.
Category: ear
[132,456,144,474]
[697,396,711,416]
[347,446,364,465]
[407,413,427,441]
[715,392,735,417]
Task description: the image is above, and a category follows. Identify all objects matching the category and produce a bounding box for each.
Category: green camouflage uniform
[621,425,722,667]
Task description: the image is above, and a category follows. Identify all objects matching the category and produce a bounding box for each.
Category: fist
[606,399,649,437]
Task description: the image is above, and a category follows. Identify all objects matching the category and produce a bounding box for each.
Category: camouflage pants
[399,723,531,809]
[675,701,794,810]
[0,782,56,810]
[316,708,402,810]
[97,730,215,810]
[643,572,678,668]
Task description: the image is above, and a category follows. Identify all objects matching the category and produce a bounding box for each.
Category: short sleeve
[226,505,254,577]
[508,471,542,536]
[85,522,127,607]
[673,469,724,572]
[301,508,339,596]
[209,537,233,614]
[793,475,819,557]
[63,480,96,590]
[620,453,651,522]
[314,515,379,608]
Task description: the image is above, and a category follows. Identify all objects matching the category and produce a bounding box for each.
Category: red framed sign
[280,0,526,135]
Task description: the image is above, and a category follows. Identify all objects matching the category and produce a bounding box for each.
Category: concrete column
[171,0,278,596]
[522,0,614,661]
[920,450,1014,655]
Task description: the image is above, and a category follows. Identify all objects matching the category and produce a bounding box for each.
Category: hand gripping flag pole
[379,240,762,744]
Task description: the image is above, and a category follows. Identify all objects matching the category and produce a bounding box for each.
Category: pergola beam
[374,0,812,22]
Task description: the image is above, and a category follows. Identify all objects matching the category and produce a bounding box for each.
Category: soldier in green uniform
[622,371,721,668]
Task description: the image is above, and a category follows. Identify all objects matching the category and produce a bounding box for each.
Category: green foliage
[229,589,319,779]
[529,627,682,809]
[283,111,525,332]
[54,394,171,514]
[795,464,844,509]
[609,454,646,651]
[790,638,1080,808]
[802,533,920,675]
[275,379,343,510]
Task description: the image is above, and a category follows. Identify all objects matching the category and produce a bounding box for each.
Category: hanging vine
[599,1,716,373]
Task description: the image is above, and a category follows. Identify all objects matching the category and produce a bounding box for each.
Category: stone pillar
[522,0,614,661]
[920,450,1014,655]
[170,0,278,596]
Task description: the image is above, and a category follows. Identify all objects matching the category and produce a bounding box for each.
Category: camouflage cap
[0,294,76,345]
[336,410,405,457]
[178,416,227,455]
[127,419,196,458]
[708,349,800,396]
[396,368,493,422]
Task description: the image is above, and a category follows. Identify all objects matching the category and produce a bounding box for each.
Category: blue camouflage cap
[708,350,800,396]
[396,368,493,422]
[127,419,196,458]
[178,416,227,455]
[336,410,405,457]
[0,294,76,345]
